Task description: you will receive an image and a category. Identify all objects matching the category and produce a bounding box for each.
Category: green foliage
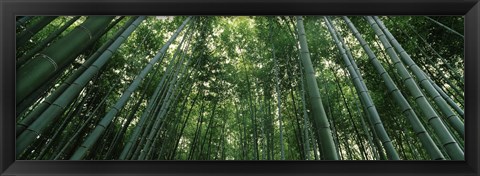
[16,16,464,160]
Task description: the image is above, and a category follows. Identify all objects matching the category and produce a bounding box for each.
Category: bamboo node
[413,95,424,101]
[78,24,93,40]
[37,53,58,71]
[426,116,438,123]
[385,45,393,51]
[442,141,457,147]
[387,88,399,95]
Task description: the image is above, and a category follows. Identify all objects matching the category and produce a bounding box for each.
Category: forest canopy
[15,16,464,160]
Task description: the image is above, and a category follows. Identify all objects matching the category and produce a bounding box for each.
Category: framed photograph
[1,0,479,175]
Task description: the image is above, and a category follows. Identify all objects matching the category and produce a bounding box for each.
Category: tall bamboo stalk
[373,16,464,139]
[16,16,144,157]
[343,16,445,160]
[325,17,400,160]
[70,16,192,160]
[296,16,338,160]
[365,16,464,160]
[17,16,82,68]
[16,17,134,135]
[17,16,58,47]
[16,16,114,103]
[424,16,464,38]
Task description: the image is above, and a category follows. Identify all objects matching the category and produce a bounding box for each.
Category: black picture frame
[1,0,479,175]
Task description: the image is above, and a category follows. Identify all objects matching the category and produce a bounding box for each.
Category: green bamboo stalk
[404,24,464,88]
[284,18,313,160]
[245,73,259,160]
[331,66,367,160]
[365,16,464,160]
[298,62,311,160]
[165,64,201,159]
[258,98,267,160]
[16,16,126,119]
[118,56,177,159]
[15,17,125,118]
[196,101,218,160]
[373,16,464,139]
[324,17,400,160]
[170,90,200,159]
[428,76,464,118]
[16,16,114,104]
[15,65,70,118]
[128,49,182,158]
[188,97,206,160]
[69,16,191,160]
[269,18,285,160]
[130,56,180,160]
[107,28,169,160]
[148,22,198,159]
[412,47,464,113]
[322,75,345,160]
[140,31,192,159]
[422,54,464,104]
[17,16,81,68]
[16,17,134,135]
[413,45,464,104]
[325,16,400,160]
[104,84,149,159]
[36,90,87,159]
[53,84,115,160]
[296,16,338,160]
[342,16,446,160]
[16,16,144,157]
[424,16,464,38]
[17,16,58,47]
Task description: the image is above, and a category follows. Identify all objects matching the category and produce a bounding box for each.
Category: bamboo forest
[15,16,464,160]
